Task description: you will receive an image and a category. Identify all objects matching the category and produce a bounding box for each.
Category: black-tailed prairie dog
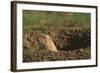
[38,34,58,52]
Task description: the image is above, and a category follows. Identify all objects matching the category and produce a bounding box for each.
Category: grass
[23,10,90,33]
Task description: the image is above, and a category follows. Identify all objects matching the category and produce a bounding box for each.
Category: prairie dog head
[38,34,51,44]
[38,34,58,52]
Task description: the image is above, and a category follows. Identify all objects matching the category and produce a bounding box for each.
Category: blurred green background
[23,10,90,33]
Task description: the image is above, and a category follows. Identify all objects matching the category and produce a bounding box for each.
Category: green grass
[23,10,90,33]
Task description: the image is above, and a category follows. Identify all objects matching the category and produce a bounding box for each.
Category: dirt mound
[23,28,90,51]
[23,29,91,62]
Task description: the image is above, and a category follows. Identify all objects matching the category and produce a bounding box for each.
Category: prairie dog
[38,34,58,52]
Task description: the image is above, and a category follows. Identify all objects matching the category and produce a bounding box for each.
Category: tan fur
[38,34,58,52]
